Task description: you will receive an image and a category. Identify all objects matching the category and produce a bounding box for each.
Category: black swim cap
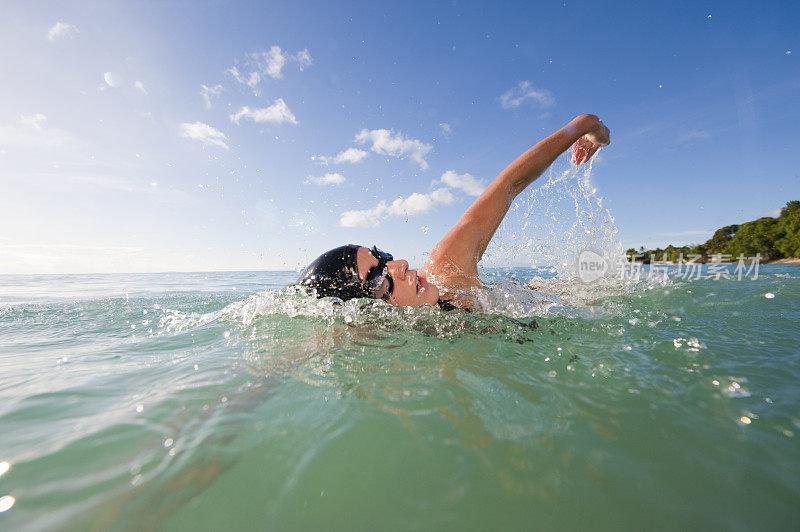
[296,244,372,301]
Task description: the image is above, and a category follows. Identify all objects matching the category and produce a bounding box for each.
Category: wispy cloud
[340,188,455,227]
[439,122,452,135]
[677,130,711,143]
[439,170,484,196]
[228,46,313,91]
[229,99,297,125]
[354,128,433,169]
[200,84,223,109]
[249,46,288,80]
[305,173,346,186]
[296,49,313,70]
[47,22,79,42]
[763,208,781,218]
[134,81,147,95]
[499,81,554,109]
[179,122,229,150]
[0,116,76,149]
[313,147,369,165]
[19,114,47,129]
[333,148,368,164]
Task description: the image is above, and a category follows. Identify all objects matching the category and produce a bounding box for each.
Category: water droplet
[739,416,751,425]
[164,438,174,448]
[0,462,9,477]
[135,404,144,413]
[0,496,15,512]
[764,293,775,299]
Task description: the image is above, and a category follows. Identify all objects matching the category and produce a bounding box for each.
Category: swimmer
[297,114,610,310]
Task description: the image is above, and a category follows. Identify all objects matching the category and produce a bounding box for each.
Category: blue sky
[0,1,797,273]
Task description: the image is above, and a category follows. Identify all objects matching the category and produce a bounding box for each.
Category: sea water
[1,167,798,530]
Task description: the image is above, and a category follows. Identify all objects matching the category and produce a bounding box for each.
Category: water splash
[482,155,623,277]
[476,154,668,313]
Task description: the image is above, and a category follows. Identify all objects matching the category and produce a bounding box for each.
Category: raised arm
[424,114,610,282]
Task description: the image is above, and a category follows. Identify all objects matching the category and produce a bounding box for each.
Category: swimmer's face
[355,246,439,307]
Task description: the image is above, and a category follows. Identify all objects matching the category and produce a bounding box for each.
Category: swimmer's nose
[387,260,409,279]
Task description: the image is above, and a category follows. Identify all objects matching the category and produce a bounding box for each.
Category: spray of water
[482,155,623,276]
[475,153,669,314]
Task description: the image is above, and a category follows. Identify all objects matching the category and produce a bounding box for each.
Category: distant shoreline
[764,257,800,265]
[641,257,800,265]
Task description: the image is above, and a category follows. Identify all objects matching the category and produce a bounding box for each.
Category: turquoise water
[1,267,799,530]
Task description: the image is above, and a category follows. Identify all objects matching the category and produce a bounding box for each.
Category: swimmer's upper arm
[429,114,604,278]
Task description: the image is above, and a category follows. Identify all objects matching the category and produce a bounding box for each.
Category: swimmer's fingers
[570,137,592,165]
[570,139,584,165]
[582,143,600,163]
[571,136,603,165]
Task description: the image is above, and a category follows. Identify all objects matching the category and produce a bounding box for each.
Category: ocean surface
[0,266,798,531]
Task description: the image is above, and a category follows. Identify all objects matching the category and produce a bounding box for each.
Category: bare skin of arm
[420,114,610,295]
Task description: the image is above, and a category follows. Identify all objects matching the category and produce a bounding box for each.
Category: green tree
[705,224,739,253]
[726,217,785,260]
[776,201,800,257]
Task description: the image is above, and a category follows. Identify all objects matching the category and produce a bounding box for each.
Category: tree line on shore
[626,200,800,263]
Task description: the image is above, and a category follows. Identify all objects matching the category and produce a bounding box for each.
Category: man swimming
[297,114,610,310]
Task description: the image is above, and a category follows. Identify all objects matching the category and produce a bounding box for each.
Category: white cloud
[227,66,260,89]
[19,114,47,129]
[296,49,313,70]
[439,122,452,135]
[439,170,485,196]
[763,209,781,218]
[230,99,298,125]
[340,188,455,227]
[200,84,223,108]
[312,148,368,165]
[47,22,79,42]
[334,148,368,164]
[305,173,346,186]
[229,46,312,91]
[179,122,229,150]
[354,128,433,169]
[134,81,147,95]
[228,66,246,84]
[499,81,555,109]
[250,46,289,79]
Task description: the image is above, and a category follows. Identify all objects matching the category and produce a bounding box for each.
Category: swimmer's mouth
[417,276,426,294]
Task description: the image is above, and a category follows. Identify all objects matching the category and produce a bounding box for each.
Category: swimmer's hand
[571,117,610,165]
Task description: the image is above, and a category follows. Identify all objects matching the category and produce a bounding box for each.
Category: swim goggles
[364,246,394,301]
